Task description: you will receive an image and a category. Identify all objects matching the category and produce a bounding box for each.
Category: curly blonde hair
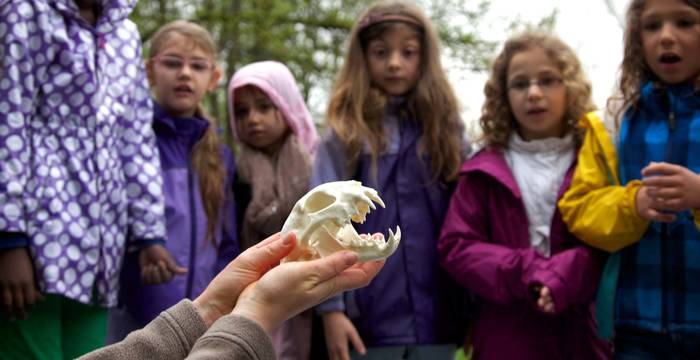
[480,32,594,150]
[326,0,464,182]
[613,0,700,122]
[148,20,225,245]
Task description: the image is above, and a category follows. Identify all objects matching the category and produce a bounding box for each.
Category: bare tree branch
[603,0,624,29]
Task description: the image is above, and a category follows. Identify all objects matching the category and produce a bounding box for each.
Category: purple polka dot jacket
[0,0,166,307]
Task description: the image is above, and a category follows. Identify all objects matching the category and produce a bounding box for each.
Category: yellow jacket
[558,112,649,252]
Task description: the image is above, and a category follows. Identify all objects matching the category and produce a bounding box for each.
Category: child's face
[641,0,700,85]
[366,23,421,96]
[506,47,567,141]
[233,86,289,154]
[148,33,220,118]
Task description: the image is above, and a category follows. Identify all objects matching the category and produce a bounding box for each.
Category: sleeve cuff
[315,295,345,314]
[127,238,166,252]
[0,232,29,249]
[530,270,568,314]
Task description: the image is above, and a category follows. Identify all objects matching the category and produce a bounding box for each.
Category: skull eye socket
[304,192,336,212]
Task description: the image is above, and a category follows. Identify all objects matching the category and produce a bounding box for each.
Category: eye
[190,60,211,72]
[371,47,387,58]
[234,106,249,119]
[641,20,661,32]
[539,76,562,88]
[508,80,530,92]
[254,99,274,113]
[677,17,698,28]
[160,57,183,70]
[403,47,418,58]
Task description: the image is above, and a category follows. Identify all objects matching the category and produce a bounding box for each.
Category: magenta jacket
[438,148,611,360]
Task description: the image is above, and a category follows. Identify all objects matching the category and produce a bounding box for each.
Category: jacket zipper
[660,107,676,334]
[185,167,197,298]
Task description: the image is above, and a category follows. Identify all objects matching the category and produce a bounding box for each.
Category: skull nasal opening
[304,192,336,212]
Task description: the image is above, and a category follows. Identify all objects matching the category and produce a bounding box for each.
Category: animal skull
[281,180,401,262]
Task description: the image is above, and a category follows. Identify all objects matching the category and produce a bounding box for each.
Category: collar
[152,103,210,148]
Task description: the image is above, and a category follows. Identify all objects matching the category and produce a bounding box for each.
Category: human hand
[139,244,188,285]
[0,247,43,320]
[642,162,700,212]
[636,185,677,223]
[231,250,384,336]
[193,233,296,328]
[533,285,555,314]
[323,311,366,360]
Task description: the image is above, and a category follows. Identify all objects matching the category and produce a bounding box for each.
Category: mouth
[526,107,547,115]
[332,188,401,260]
[174,84,194,96]
[659,53,682,65]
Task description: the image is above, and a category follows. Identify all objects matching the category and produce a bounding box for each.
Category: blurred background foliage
[130,0,550,141]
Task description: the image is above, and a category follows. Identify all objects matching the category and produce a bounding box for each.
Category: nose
[660,23,676,47]
[526,82,544,99]
[388,51,401,70]
[177,62,193,78]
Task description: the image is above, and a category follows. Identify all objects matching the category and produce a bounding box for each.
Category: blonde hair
[480,32,594,150]
[614,0,700,122]
[148,20,225,245]
[326,0,463,182]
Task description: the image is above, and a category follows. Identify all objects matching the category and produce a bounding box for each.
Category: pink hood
[227,61,318,155]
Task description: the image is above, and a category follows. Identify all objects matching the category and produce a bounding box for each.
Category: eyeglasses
[152,55,214,74]
[507,77,564,94]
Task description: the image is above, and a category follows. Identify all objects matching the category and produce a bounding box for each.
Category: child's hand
[535,286,555,314]
[232,250,383,338]
[138,244,187,285]
[642,162,700,212]
[192,233,296,327]
[323,311,366,360]
[636,185,677,223]
[0,247,43,320]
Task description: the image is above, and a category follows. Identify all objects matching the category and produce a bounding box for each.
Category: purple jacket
[115,105,239,329]
[314,101,468,346]
[438,149,611,360]
[0,0,165,307]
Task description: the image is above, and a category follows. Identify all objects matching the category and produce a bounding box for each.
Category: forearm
[187,314,275,360]
[79,300,207,360]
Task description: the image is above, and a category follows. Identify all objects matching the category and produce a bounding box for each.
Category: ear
[207,65,222,92]
[145,59,157,87]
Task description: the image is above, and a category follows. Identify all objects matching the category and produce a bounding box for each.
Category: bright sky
[451,0,629,133]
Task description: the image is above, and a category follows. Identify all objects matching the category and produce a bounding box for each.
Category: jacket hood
[227,61,318,155]
[50,0,136,34]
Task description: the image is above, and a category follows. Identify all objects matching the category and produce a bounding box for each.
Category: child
[0,0,170,358]
[438,32,612,359]
[559,0,700,357]
[228,60,318,359]
[106,20,240,343]
[312,1,468,358]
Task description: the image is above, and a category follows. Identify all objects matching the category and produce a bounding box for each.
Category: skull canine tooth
[281,180,401,262]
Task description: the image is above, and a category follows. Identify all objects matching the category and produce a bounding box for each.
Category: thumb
[164,255,188,275]
[245,232,296,271]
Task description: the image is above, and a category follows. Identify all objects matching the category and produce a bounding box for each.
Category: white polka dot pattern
[0,0,166,307]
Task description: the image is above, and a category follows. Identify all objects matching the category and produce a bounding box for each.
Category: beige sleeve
[79,300,207,360]
[187,314,276,360]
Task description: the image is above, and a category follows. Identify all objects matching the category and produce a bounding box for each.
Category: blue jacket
[116,105,239,328]
[314,100,467,346]
[616,82,700,334]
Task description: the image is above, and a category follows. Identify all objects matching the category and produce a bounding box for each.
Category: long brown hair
[148,20,226,245]
[326,0,464,182]
[613,0,700,122]
[480,32,594,150]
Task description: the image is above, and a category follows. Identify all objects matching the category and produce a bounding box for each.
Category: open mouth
[659,53,681,64]
[282,180,401,262]
[174,85,193,95]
